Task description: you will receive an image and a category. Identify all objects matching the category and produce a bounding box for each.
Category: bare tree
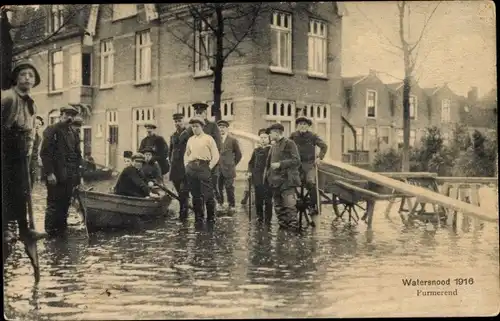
[162,3,267,121]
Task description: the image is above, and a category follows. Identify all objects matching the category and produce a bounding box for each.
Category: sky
[342,1,496,97]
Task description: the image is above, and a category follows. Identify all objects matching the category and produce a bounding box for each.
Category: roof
[342,76,365,88]
[423,87,440,96]
[386,82,403,91]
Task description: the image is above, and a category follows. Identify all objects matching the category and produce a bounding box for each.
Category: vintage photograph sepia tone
[1,2,498,319]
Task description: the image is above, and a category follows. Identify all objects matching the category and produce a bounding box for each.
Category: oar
[23,155,40,283]
[154,183,194,211]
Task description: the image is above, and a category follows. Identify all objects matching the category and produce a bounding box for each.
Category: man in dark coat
[30,115,44,187]
[290,116,328,215]
[248,128,273,222]
[140,146,163,185]
[40,105,83,237]
[265,123,301,229]
[2,60,47,263]
[169,113,190,219]
[139,123,170,176]
[216,120,242,212]
[114,153,161,198]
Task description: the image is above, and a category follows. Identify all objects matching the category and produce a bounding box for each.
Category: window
[195,19,213,75]
[410,129,416,147]
[441,99,451,123]
[132,107,155,151]
[48,110,59,125]
[100,39,114,87]
[354,127,364,151]
[409,95,417,119]
[81,127,92,156]
[270,11,292,72]
[82,53,92,86]
[301,103,331,148]
[379,126,390,146]
[112,4,137,21]
[207,100,234,121]
[367,127,378,151]
[308,19,327,76]
[265,100,295,136]
[50,50,63,91]
[135,30,152,83]
[50,5,64,32]
[70,53,81,85]
[366,90,377,118]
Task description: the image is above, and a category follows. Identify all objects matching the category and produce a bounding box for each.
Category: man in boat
[40,105,83,237]
[140,146,165,196]
[114,153,161,199]
[30,115,44,187]
[290,116,328,215]
[248,128,273,222]
[265,123,301,230]
[139,123,170,177]
[216,120,242,212]
[2,60,47,263]
[169,113,190,220]
[179,103,222,207]
[184,117,220,224]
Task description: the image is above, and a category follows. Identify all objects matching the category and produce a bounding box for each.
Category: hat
[72,116,84,127]
[35,116,44,126]
[295,116,312,126]
[11,60,41,88]
[173,113,184,120]
[267,123,285,132]
[192,102,209,112]
[123,151,133,158]
[140,146,156,155]
[144,123,157,129]
[131,153,146,162]
[217,120,230,127]
[189,117,205,126]
[258,128,269,136]
[60,105,79,115]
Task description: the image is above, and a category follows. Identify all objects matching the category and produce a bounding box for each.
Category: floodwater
[4,180,499,319]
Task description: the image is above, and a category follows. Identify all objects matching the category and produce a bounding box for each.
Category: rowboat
[76,189,173,231]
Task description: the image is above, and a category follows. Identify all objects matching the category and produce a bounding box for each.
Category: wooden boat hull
[78,190,172,231]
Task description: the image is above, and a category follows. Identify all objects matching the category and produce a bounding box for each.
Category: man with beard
[139,123,170,176]
[169,113,190,220]
[40,105,83,237]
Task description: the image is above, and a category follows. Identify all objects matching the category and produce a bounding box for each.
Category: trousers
[271,187,298,227]
[300,166,318,209]
[217,175,236,207]
[172,177,190,219]
[185,160,215,222]
[44,174,78,236]
[254,183,273,222]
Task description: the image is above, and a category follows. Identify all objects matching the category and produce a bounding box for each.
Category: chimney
[468,86,478,102]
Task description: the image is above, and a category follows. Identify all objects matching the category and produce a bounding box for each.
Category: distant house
[459,87,497,138]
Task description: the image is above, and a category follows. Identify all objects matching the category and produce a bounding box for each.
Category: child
[123,151,133,167]
[247,128,273,222]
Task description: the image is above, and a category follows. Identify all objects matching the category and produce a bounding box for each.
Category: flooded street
[4,180,499,319]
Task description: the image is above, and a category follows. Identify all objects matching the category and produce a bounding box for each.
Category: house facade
[13,3,346,171]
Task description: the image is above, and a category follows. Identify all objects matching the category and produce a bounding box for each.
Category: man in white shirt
[184,117,220,225]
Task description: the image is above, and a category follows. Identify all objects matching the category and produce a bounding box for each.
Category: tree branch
[409,1,441,52]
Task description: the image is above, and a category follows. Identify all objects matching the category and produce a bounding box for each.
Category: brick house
[12,3,347,171]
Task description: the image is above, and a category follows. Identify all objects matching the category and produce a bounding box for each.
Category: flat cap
[123,151,133,158]
[295,116,312,126]
[144,123,157,129]
[173,113,184,120]
[192,102,209,111]
[11,60,41,88]
[189,117,205,126]
[217,120,230,127]
[267,123,285,132]
[140,146,156,154]
[60,105,79,115]
[258,128,269,136]
[131,153,146,162]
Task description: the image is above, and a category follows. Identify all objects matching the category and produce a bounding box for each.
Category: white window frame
[179,100,234,122]
[135,30,152,84]
[441,99,451,123]
[80,125,92,157]
[50,50,63,92]
[308,19,327,77]
[194,19,214,77]
[354,127,364,151]
[50,5,64,33]
[366,127,378,151]
[366,89,377,118]
[270,11,292,73]
[409,95,417,120]
[132,107,155,152]
[100,39,115,88]
[112,4,137,21]
[378,125,391,147]
[70,52,82,86]
[396,128,404,146]
[265,100,295,137]
[105,110,119,167]
[410,129,416,147]
[301,103,331,148]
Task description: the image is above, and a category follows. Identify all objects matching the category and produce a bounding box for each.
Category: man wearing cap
[2,59,47,262]
[114,153,161,198]
[40,105,83,237]
[30,116,44,187]
[216,120,242,212]
[140,146,163,186]
[184,117,220,224]
[139,123,170,176]
[169,113,190,219]
[265,123,301,229]
[290,116,328,215]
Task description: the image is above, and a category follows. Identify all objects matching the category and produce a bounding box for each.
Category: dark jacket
[114,165,151,198]
[219,134,242,178]
[141,160,163,184]
[248,145,271,186]
[169,128,188,182]
[40,121,82,184]
[265,137,301,190]
[139,134,170,175]
[290,130,328,171]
